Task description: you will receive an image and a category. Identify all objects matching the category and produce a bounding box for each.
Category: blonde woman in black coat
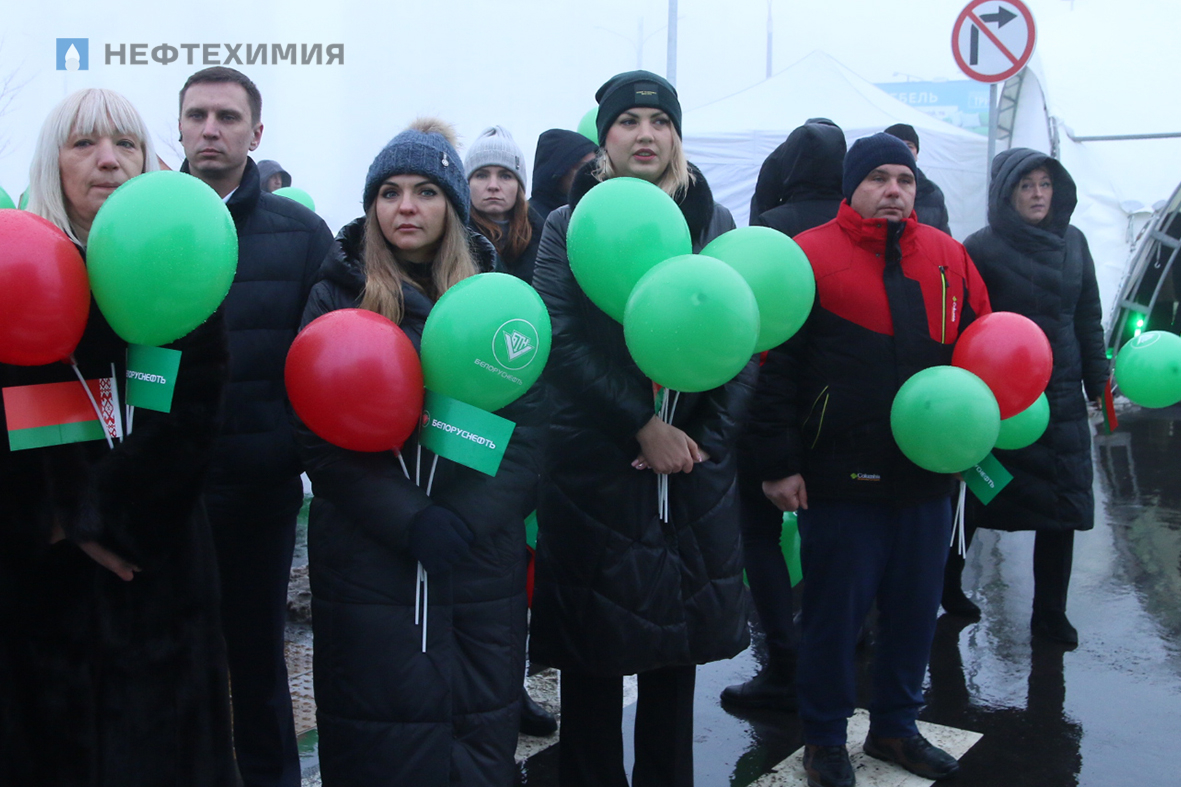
[0,88,234,786]
[530,71,752,787]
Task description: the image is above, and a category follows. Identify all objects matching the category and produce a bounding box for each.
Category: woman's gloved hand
[408,505,474,574]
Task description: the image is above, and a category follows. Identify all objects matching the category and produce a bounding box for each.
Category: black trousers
[558,664,696,787]
[947,522,1074,613]
[206,478,304,787]
[737,471,798,653]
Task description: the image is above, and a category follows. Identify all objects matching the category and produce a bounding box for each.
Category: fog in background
[1,0,1176,232]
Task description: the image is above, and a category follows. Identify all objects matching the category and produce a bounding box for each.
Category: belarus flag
[3,377,123,451]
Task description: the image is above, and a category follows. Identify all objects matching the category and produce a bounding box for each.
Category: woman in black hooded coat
[944,148,1108,646]
[530,70,753,787]
[296,118,544,787]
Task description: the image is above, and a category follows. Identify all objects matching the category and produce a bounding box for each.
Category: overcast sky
[1,0,1176,231]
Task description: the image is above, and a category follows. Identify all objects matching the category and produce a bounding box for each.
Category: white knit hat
[464,126,528,192]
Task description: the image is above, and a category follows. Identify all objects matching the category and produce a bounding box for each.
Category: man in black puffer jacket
[179,67,333,787]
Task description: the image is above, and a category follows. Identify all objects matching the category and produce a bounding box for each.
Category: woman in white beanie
[466,125,546,283]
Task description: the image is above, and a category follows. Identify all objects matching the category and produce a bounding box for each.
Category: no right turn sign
[952,0,1037,83]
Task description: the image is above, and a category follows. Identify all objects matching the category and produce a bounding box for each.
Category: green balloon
[1115,330,1181,408]
[623,254,759,392]
[577,107,598,143]
[18,190,28,210]
[525,510,538,550]
[890,366,1000,473]
[421,272,552,412]
[995,392,1049,450]
[273,186,316,212]
[87,171,237,346]
[0,187,14,210]
[782,511,803,587]
[568,177,691,321]
[703,226,815,352]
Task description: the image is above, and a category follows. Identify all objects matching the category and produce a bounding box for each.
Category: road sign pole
[987,82,998,191]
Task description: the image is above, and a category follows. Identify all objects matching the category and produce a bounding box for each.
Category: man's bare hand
[762,474,808,512]
[78,541,139,582]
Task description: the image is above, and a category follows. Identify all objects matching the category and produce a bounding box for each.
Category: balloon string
[415,443,422,487]
[109,363,125,442]
[414,562,422,625]
[958,482,967,556]
[421,567,429,653]
[70,358,113,450]
[425,455,439,497]
[395,450,410,479]
[950,481,967,554]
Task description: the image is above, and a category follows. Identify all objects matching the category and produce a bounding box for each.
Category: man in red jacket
[747,133,991,787]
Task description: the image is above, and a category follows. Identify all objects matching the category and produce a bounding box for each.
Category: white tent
[681,51,988,238]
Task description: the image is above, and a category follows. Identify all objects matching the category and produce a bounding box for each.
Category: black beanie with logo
[594,70,682,145]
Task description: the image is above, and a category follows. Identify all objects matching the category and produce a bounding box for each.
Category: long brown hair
[359,198,478,325]
[470,188,532,262]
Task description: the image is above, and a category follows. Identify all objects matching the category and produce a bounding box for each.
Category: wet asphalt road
[513,405,1181,786]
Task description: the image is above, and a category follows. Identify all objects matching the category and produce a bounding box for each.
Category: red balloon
[285,309,424,452]
[0,209,90,366]
[952,311,1052,419]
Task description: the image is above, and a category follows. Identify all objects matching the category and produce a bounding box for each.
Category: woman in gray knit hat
[295,117,544,787]
[466,125,546,284]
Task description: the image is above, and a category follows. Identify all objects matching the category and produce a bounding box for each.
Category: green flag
[125,345,182,413]
[419,389,515,476]
[964,452,1013,505]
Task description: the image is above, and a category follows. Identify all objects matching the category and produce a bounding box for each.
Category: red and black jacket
[746,202,991,505]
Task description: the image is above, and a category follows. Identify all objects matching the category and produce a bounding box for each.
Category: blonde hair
[359,197,479,325]
[594,127,693,200]
[27,88,159,245]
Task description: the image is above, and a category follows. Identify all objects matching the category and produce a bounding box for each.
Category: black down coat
[180,157,334,492]
[0,303,235,786]
[297,219,544,787]
[963,148,1108,533]
[749,120,845,236]
[914,169,952,236]
[529,162,755,676]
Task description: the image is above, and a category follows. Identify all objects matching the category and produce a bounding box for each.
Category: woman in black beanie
[296,118,544,786]
[530,71,753,787]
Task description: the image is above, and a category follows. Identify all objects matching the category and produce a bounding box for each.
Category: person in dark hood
[256,159,291,192]
[749,119,846,234]
[720,119,846,715]
[944,149,1108,647]
[884,123,951,235]
[529,128,596,221]
[530,70,752,787]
